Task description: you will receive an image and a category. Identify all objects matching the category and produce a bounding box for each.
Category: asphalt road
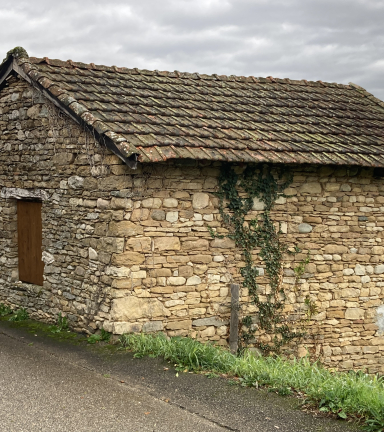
[0,321,360,432]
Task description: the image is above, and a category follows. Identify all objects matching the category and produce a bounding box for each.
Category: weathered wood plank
[229,283,239,354]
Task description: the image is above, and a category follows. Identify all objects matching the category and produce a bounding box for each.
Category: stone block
[252,197,265,211]
[112,251,145,265]
[340,184,352,192]
[179,210,194,219]
[52,152,75,165]
[341,345,361,354]
[111,279,134,289]
[360,207,373,212]
[192,316,229,327]
[143,321,164,333]
[324,183,340,192]
[322,345,332,356]
[371,337,384,346]
[362,346,379,354]
[151,210,166,220]
[211,238,236,248]
[151,286,173,294]
[108,221,143,237]
[68,176,84,189]
[298,223,312,233]
[99,251,112,264]
[96,198,110,210]
[217,326,227,336]
[113,322,142,334]
[299,182,321,194]
[131,208,150,221]
[111,197,133,210]
[182,239,209,251]
[355,264,366,276]
[341,288,359,297]
[168,277,186,286]
[189,254,212,263]
[163,198,178,208]
[111,297,170,321]
[132,270,147,279]
[154,237,181,251]
[372,246,384,255]
[297,347,308,358]
[98,176,130,191]
[108,266,131,277]
[166,211,178,223]
[166,320,192,330]
[192,193,210,209]
[126,237,151,252]
[98,237,124,253]
[179,266,194,277]
[200,326,215,337]
[275,196,286,204]
[324,244,348,254]
[304,216,322,224]
[186,275,202,285]
[27,104,42,118]
[150,268,172,277]
[375,265,384,274]
[345,308,365,320]
[89,247,98,260]
[142,198,162,208]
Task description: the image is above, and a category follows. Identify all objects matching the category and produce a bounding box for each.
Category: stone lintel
[1,187,49,201]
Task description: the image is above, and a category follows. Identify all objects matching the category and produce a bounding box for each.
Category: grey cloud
[1,0,384,98]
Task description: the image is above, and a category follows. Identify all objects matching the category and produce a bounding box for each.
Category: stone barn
[1,47,384,373]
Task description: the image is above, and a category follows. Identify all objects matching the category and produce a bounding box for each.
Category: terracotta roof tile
[4,51,384,167]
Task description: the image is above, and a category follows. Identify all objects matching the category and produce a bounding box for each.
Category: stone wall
[1,76,384,373]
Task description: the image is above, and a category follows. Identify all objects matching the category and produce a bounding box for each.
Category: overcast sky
[1,0,384,98]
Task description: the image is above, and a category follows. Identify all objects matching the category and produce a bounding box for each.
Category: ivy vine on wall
[209,163,311,354]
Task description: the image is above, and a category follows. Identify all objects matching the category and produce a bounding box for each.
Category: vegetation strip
[120,333,384,431]
[1,306,383,431]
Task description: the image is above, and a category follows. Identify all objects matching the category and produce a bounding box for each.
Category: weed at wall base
[8,308,29,322]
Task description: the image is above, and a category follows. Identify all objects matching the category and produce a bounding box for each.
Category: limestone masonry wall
[1,76,384,373]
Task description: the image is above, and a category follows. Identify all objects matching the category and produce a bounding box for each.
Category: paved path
[0,322,360,432]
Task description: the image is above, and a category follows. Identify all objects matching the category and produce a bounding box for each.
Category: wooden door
[17,201,44,286]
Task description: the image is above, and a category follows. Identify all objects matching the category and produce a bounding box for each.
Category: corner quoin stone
[111,251,145,265]
[110,297,170,321]
[108,221,143,237]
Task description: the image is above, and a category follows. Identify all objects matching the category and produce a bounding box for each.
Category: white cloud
[0,0,384,99]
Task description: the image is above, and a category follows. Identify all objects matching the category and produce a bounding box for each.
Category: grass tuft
[8,307,29,322]
[0,303,12,317]
[120,333,384,431]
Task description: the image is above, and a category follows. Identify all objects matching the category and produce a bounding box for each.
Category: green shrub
[0,303,12,317]
[120,333,384,431]
[49,312,69,333]
[87,329,111,344]
[8,308,29,322]
[100,328,111,342]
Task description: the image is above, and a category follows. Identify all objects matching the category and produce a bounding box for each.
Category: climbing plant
[210,163,309,354]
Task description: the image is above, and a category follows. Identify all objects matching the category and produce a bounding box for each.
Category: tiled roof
[3,48,384,167]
